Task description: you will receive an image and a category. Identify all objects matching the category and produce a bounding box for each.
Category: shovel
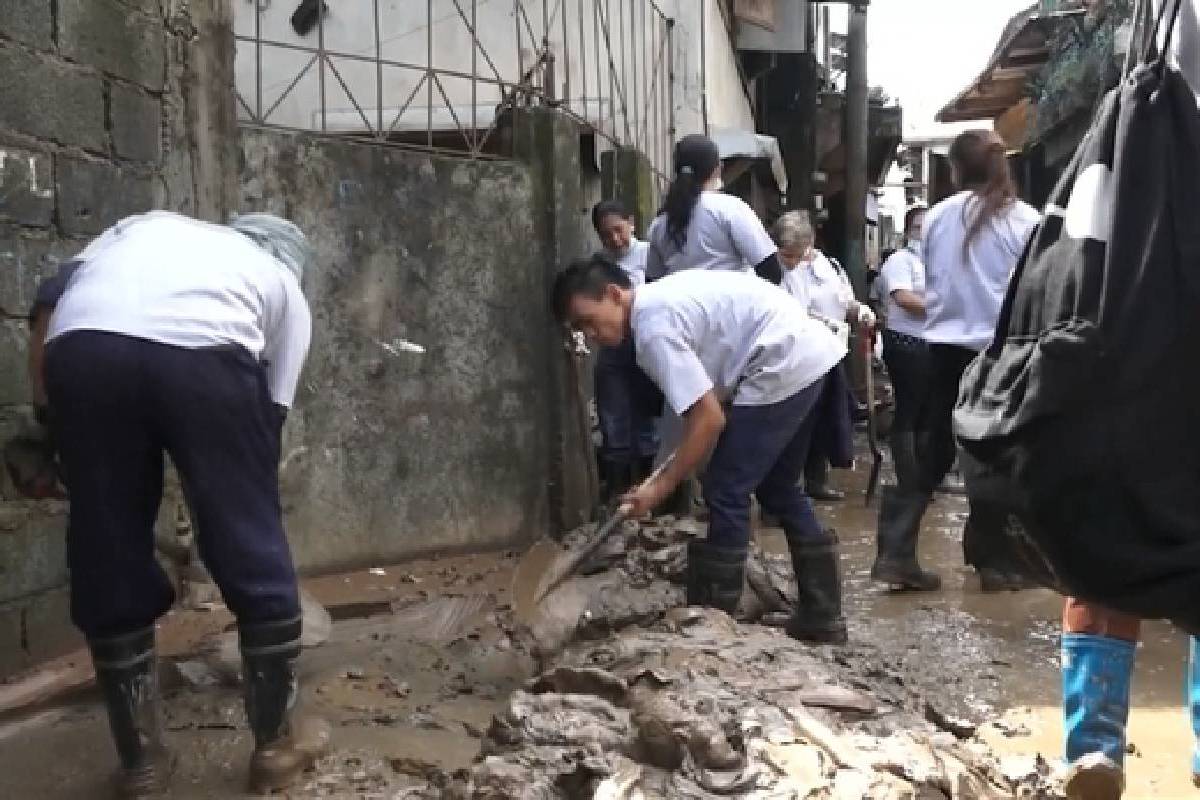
[513,452,676,623]
[863,327,883,507]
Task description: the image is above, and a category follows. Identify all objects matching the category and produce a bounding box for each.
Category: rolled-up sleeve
[635,326,712,415]
[261,272,312,407]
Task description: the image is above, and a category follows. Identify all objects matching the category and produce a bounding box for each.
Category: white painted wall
[233,0,755,176]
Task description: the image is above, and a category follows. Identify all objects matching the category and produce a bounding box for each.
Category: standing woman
[590,200,660,499]
[773,211,875,502]
[645,133,782,284]
[869,206,941,591]
[914,130,1040,591]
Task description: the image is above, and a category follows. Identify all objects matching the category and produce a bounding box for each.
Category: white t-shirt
[644,191,777,279]
[878,246,927,338]
[631,270,846,414]
[921,192,1040,351]
[607,237,649,287]
[47,211,313,407]
[781,250,853,323]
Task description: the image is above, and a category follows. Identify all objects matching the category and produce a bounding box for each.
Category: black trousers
[917,343,1009,569]
[882,329,931,488]
[46,331,300,639]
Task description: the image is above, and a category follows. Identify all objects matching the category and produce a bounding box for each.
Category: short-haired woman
[590,200,660,500]
[870,205,940,590]
[773,210,875,502]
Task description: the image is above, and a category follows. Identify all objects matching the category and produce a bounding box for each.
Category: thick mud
[0,454,1193,797]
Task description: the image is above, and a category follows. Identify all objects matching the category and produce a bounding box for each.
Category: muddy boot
[685,540,747,614]
[1062,633,1134,800]
[240,617,332,794]
[870,487,941,591]
[89,627,173,798]
[785,531,848,645]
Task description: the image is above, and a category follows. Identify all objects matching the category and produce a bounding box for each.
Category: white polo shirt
[878,246,927,338]
[781,250,854,323]
[631,270,846,415]
[607,237,650,287]
[47,211,312,407]
[921,192,1040,351]
[644,191,777,279]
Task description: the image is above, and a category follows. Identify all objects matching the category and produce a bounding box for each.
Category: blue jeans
[595,339,659,463]
[703,377,827,548]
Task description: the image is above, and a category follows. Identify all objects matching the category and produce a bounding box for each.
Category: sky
[833,0,1038,137]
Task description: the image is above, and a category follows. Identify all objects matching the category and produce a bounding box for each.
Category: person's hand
[620,476,672,519]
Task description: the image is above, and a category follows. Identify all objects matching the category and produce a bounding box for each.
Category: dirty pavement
[0,461,1193,799]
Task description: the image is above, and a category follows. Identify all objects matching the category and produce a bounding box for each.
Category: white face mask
[906,239,922,259]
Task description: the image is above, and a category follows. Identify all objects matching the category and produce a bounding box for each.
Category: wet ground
[0,450,1194,797]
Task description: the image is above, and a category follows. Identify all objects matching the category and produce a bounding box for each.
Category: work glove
[856,305,877,327]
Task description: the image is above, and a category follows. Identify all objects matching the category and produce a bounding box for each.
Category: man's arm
[623,390,724,516]
[261,273,313,412]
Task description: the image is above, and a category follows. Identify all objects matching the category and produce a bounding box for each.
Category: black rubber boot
[241,616,331,794]
[870,486,942,591]
[89,627,173,798]
[785,531,848,644]
[686,540,747,614]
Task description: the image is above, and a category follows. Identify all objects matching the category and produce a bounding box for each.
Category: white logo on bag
[1051,163,1115,243]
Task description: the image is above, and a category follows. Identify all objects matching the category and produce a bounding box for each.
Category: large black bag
[954,0,1200,630]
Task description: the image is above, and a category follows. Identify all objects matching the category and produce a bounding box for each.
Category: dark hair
[903,206,926,237]
[591,199,631,231]
[551,254,631,324]
[949,129,1016,252]
[662,134,722,249]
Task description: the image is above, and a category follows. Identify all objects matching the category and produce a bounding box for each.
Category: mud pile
[436,518,1063,799]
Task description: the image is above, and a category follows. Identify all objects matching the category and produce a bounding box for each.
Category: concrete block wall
[0,0,238,677]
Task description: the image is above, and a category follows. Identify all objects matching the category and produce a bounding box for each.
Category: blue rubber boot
[1189,636,1200,787]
[1062,633,1135,800]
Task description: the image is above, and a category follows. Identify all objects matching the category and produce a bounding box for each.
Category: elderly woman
[772,211,875,502]
[42,211,327,796]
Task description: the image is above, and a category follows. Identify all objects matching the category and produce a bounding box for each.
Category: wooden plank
[0,648,94,718]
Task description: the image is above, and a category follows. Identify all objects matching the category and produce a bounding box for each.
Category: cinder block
[0,500,69,602]
[56,157,156,236]
[0,45,107,152]
[0,230,81,318]
[0,147,54,227]
[0,0,54,50]
[0,587,80,679]
[0,319,30,406]
[59,0,167,90]
[110,84,162,163]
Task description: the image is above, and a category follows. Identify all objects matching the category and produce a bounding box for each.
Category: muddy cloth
[45,331,300,639]
[702,377,826,547]
[594,337,660,464]
[954,6,1200,631]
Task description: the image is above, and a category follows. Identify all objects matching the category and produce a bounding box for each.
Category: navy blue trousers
[703,377,827,548]
[45,331,300,639]
[594,338,659,464]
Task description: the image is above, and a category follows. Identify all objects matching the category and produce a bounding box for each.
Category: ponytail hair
[662,134,721,249]
[949,129,1017,253]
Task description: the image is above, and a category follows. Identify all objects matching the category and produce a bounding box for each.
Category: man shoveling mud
[38,211,328,797]
[553,256,852,643]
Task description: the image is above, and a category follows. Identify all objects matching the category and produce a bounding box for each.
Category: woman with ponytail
[879,129,1039,595]
[645,134,782,284]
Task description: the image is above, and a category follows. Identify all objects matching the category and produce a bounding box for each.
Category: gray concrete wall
[241,129,557,571]
[0,0,238,676]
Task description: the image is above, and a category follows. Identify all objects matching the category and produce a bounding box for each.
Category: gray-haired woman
[773,211,875,502]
